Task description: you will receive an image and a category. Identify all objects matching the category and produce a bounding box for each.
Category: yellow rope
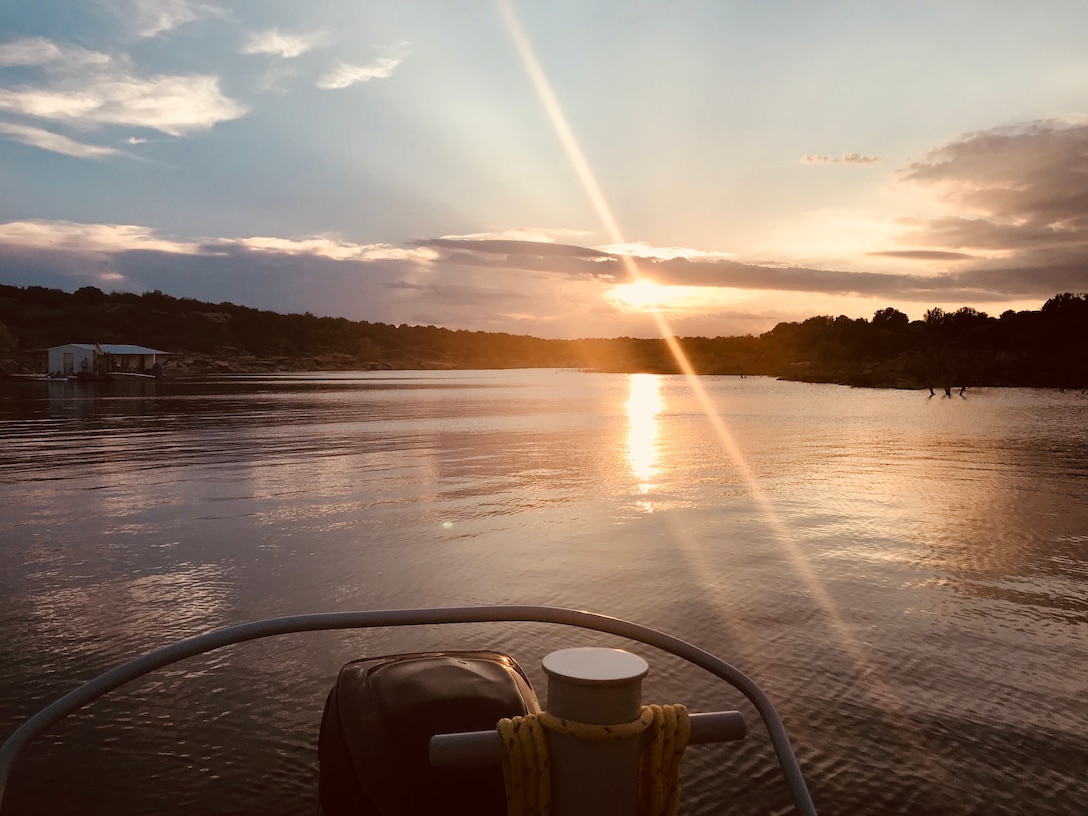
[498,714,551,816]
[640,704,691,816]
[498,704,690,816]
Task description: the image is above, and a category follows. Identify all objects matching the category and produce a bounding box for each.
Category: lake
[1,370,1086,815]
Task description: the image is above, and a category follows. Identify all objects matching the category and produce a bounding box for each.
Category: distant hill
[0,283,1085,388]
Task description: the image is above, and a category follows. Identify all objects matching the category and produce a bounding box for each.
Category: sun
[608,279,672,311]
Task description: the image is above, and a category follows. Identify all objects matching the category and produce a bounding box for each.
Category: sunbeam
[494,0,932,751]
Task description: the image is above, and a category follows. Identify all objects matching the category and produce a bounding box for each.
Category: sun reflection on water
[625,374,663,501]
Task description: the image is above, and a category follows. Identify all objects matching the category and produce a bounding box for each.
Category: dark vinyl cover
[319,650,540,816]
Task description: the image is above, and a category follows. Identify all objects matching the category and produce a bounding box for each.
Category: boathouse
[47,344,170,377]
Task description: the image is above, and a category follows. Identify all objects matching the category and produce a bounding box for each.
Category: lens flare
[496,0,960,790]
[498,0,898,691]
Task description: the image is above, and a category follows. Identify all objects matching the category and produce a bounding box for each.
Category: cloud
[2,213,1083,340]
[0,38,59,67]
[0,220,438,265]
[626,255,1082,302]
[594,241,736,261]
[416,237,613,260]
[0,122,122,158]
[802,153,881,165]
[439,227,594,243]
[111,0,226,38]
[415,235,1085,303]
[0,75,246,136]
[0,38,246,136]
[887,118,1088,295]
[868,250,976,261]
[0,220,451,330]
[0,37,111,68]
[427,245,628,287]
[944,263,1088,298]
[243,29,325,59]
[901,119,1088,233]
[0,220,198,254]
[0,220,621,335]
[317,55,405,90]
[214,235,437,263]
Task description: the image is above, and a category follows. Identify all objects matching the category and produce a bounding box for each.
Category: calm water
[1,371,1086,815]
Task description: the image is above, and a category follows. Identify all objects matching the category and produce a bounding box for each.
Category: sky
[2,1,1087,339]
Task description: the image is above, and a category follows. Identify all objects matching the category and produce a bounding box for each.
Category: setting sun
[608,279,672,311]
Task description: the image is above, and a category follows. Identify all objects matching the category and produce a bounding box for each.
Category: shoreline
[3,358,1077,392]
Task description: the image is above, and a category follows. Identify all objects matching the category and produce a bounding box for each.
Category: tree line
[0,283,1084,388]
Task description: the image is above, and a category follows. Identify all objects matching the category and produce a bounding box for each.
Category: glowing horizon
[1,3,1084,337]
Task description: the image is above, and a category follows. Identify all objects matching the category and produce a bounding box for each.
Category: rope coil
[498,704,690,816]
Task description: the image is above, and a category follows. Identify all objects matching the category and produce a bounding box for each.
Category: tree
[1041,292,1088,314]
[924,307,947,327]
[872,307,909,330]
[73,286,106,302]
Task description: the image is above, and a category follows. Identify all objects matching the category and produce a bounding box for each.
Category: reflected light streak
[496,0,911,728]
[495,2,624,244]
[626,374,663,496]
